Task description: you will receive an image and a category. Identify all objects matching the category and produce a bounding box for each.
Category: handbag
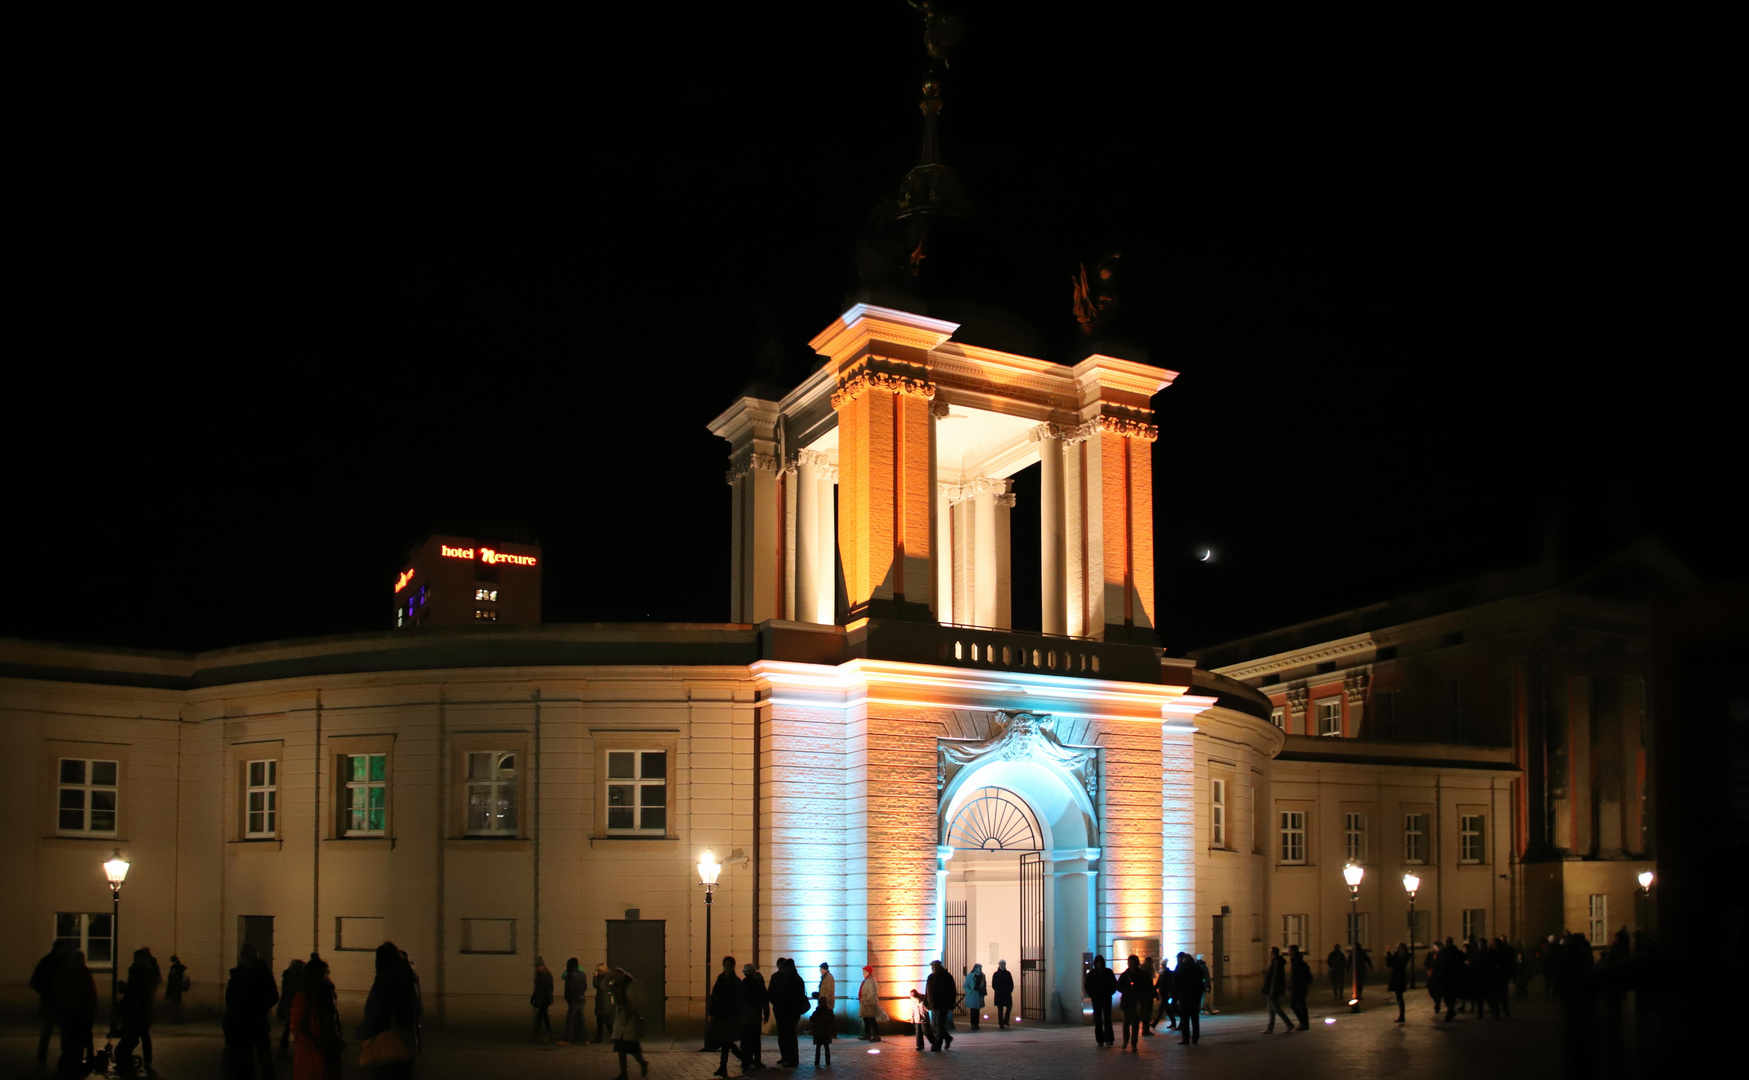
[359,1028,412,1067]
[632,1013,646,1040]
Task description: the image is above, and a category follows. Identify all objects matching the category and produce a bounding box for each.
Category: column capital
[829,356,937,409]
[939,476,1012,505]
[1344,672,1370,705]
[725,451,780,485]
[788,448,833,472]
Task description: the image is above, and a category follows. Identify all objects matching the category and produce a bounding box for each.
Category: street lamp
[1342,861,1364,1012]
[102,850,130,1037]
[698,850,722,1048]
[1403,872,1421,990]
[1636,869,1654,935]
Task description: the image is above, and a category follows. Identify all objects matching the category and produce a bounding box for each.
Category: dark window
[1442,631,1464,648]
[1316,661,1336,674]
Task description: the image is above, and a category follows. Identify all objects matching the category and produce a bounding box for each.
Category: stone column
[793,450,831,624]
[931,400,951,621]
[708,397,783,624]
[1286,686,1309,738]
[1032,425,1069,636]
[817,462,838,623]
[971,479,1013,629]
[1344,673,1370,738]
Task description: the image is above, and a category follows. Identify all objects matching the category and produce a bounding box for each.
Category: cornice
[809,304,959,362]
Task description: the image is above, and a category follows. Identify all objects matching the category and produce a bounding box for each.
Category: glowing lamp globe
[1342,861,1365,890]
[1402,872,1421,895]
[698,850,722,887]
[103,850,130,889]
[1637,870,1654,890]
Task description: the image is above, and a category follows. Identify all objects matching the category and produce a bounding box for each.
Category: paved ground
[0,997,1609,1080]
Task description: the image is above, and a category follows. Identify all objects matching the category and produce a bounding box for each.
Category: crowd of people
[1081,952,1213,1049]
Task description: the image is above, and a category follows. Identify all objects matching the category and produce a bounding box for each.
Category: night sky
[8,6,1717,655]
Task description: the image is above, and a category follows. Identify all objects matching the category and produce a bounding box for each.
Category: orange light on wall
[394,569,415,593]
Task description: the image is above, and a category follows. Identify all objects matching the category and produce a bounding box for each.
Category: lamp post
[1636,869,1654,936]
[698,849,722,1049]
[1403,872,1421,991]
[1342,861,1364,1013]
[103,850,130,1037]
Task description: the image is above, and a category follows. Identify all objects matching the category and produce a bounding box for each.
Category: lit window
[1344,812,1367,862]
[1281,914,1307,949]
[466,752,518,835]
[1211,780,1227,848]
[1317,699,1342,737]
[245,760,277,838]
[343,754,387,836]
[56,913,115,970]
[1462,908,1487,942]
[1587,895,1606,943]
[1403,813,1428,864]
[606,751,667,834]
[1460,814,1486,863]
[1279,810,1306,864]
[474,609,498,621]
[1270,707,1284,729]
[474,588,498,602]
[58,759,118,834]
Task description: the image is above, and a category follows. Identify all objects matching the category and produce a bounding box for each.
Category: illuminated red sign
[394,569,416,593]
[440,543,537,568]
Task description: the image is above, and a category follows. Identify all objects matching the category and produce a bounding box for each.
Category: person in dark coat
[224,942,281,1079]
[55,950,99,1074]
[559,957,587,1045]
[768,958,808,1067]
[708,955,746,1077]
[1260,947,1293,1033]
[810,988,836,1067]
[1385,942,1410,1021]
[1326,944,1347,1004]
[278,957,306,1060]
[531,958,555,1041]
[1114,955,1148,1050]
[593,963,616,1043]
[924,960,957,1051]
[1435,937,1465,1022]
[1350,944,1372,1001]
[1084,955,1117,1046]
[1287,945,1313,1030]
[30,939,72,1068]
[991,959,1014,1029]
[291,955,344,1080]
[1153,957,1174,1031]
[739,963,770,1068]
[116,946,163,1075]
[1490,937,1516,1019]
[165,956,188,1023]
[1171,953,1203,1044]
[356,942,419,1079]
[1466,939,1489,1017]
[1425,947,1441,1015]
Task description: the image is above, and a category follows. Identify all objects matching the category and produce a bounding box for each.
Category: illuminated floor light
[1324,1017,1337,1025]
[868,1049,880,1055]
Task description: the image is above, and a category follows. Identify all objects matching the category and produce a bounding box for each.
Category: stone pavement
[0,997,1583,1080]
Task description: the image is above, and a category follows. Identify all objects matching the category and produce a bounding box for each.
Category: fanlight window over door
[947,787,1043,851]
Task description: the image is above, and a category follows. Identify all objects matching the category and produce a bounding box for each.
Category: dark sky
[7,6,1717,655]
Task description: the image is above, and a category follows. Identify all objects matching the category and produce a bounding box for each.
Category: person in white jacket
[858,967,882,1041]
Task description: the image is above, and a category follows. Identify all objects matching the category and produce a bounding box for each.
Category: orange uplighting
[394,569,415,593]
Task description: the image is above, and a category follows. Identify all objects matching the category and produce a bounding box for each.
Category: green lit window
[344,753,387,836]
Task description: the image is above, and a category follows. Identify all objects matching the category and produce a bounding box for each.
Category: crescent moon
[1199,549,1212,562]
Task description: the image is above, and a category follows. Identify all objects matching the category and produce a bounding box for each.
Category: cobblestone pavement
[0,998,1585,1080]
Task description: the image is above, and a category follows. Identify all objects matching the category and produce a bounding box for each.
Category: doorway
[607,918,666,1035]
[240,915,274,974]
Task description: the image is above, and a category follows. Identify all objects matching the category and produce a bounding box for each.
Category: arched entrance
[938,750,1099,1024]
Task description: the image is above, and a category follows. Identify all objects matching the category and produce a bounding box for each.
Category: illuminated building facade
[394,533,541,628]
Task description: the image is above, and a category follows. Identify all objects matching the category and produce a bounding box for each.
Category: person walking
[1115,955,1148,1050]
[558,958,588,1046]
[709,956,746,1078]
[1435,937,1464,1022]
[1260,947,1294,1033]
[608,968,649,1080]
[1195,954,1216,1015]
[991,960,1014,1030]
[1425,946,1441,1016]
[55,950,99,1075]
[165,956,188,1024]
[962,963,986,1030]
[1326,944,1347,1005]
[1351,944,1372,1002]
[594,963,616,1043]
[224,942,281,1079]
[1140,956,1159,1035]
[1084,955,1116,1046]
[1153,956,1174,1032]
[115,946,163,1075]
[356,942,419,1079]
[290,955,344,1080]
[30,939,72,1068]
[858,965,882,1041]
[810,989,836,1067]
[740,962,770,1069]
[531,958,554,1042]
[1385,942,1410,1022]
[278,957,306,1061]
[1287,945,1313,1031]
[770,958,808,1066]
[924,960,957,1051]
[908,989,932,1051]
[1171,953,1203,1044]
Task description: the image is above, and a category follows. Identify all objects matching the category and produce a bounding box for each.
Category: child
[909,989,933,1052]
[810,990,835,1067]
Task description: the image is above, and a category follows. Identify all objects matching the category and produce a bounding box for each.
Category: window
[1344,812,1368,862]
[245,760,278,838]
[474,609,498,621]
[1281,914,1307,949]
[1588,895,1606,942]
[56,913,115,969]
[466,752,518,835]
[1211,780,1227,848]
[461,918,517,954]
[1317,699,1342,737]
[336,916,385,951]
[1462,908,1486,942]
[1376,691,1398,740]
[343,754,387,836]
[1460,814,1486,863]
[606,751,667,834]
[474,588,498,602]
[1269,706,1284,729]
[58,759,118,834]
[1346,911,1369,948]
[1279,810,1306,864]
[1404,813,1428,864]
[1410,909,1430,950]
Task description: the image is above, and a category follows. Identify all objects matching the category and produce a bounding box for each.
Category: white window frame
[1282,914,1308,949]
[343,753,387,837]
[1403,813,1428,864]
[605,750,668,835]
[1344,812,1368,862]
[1460,814,1486,864]
[58,758,119,835]
[1588,895,1606,943]
[465,751,519,836]
[56,912,115,971]
[1270,706,1284,730]
[245,759,278,838]
[1211,779,1227,848]
[1317,699,1342,737]
[1279,810,1306,864]
[1462,908,1486,942]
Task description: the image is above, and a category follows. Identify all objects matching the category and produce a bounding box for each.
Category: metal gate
[1019,852,1045,1021]
[945,901,968,982]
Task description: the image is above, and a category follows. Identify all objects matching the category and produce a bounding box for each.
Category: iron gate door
[945,901,968,985]
[607,919,666,1036]
[1019,852,1045,1021]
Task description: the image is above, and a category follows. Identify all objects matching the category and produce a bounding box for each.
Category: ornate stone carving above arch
[936,710,1099,805]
